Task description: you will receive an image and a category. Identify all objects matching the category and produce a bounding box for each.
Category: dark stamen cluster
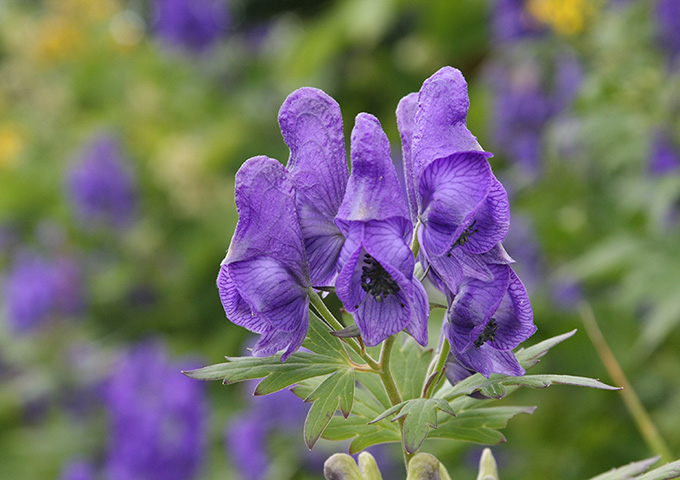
[447,220,478,257]
[359,254,400,304]
[474,318,498,349]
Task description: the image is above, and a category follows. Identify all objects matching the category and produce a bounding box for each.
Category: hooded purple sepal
[444,263,536,378]
[396,92,419,224]
[336,113,411,228]
[218,156,311,361]
[279,87,348,287]
[410,67,482,189]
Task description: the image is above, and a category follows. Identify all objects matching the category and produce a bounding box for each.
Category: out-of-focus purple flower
[278,87,348,288]
[334,113,428,347]
[153,0,230,53]
[648,130,680,176]
[550,274,583,312]
[58,459,96,480]
[2,251,83,333]
[217,157,311,361]
[225,384,309,480]
[656,0,680,64]
[66,134,136,229]
[489,54,582,178]
[491,0,546,44]
[104,341,207,480]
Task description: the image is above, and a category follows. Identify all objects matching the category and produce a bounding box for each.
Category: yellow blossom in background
[526,0,596,35]
[0,124,25,169]
[33,15,84,62]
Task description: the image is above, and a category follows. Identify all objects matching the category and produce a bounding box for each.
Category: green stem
[580,303,673,463]
[423,337,450,398]
[410,221,422,257]
[376,335,413,467]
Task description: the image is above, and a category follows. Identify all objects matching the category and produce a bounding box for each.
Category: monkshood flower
[278,87,348,287]
[66,133,136,229]
[104,341,206,480]
[2,251,83,333]
[334,113,429,347]
[218,157,311,360]
[153,0,230,53]
[397,67,511,291]
[444,262,535,377]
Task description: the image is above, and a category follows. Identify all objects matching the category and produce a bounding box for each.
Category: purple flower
[153,0,230,53]
[398,67,511,291]
[3,251,83,333]
[648,129,680,176]
[488,55,582,177]
[656,0,680,64]
[58,460,96,480]
[278,87,349,287]
[334,113,429,347]
[66,134,136,229]
[225,385,309,480]
[104,341,207,480]
[444,262,535,378]
[217,157,311,360]
[491,0,546,44]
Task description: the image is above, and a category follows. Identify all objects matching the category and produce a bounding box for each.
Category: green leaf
[515,329,578,369]
[303,367,355,449]
[369,398,455,454]
[637,460,680,480]
[442,374,619,401]
[302,310,349,360]
[589,456,661,480]
[589,456,680,480]
[428,406,536,445]
[182,351,348,395]
[391,337,434,400]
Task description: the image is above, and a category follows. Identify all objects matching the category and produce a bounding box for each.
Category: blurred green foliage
[0,0,679,479]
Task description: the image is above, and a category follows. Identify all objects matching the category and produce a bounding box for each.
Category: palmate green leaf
[428,406,536,445]
[515,329,577,369]
[369,398,455,454]
[391,337,434,400]
[303,367,355,449]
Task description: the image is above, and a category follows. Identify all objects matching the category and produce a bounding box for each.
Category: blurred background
[1,0,679,478]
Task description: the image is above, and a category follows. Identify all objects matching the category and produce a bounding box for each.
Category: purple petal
[449,339,525,378]
[279,88,348,285]
[446,264,510,353]
[217,264,269,333]
[228,257,309,332]
[422,240,494,294]
[405,277,429,346]
[479,243,515,265]
[396,92,419,224]
[488,268,536,350]
[225,156,308,281]
[462,178,511,254]
[335,245,412,347]
[362,218,414,278]
[411,67,483,185]
[253,319,308,361]
[336,113,410,225]
[418,151,494,256]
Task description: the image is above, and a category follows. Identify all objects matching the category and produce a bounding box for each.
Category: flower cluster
[218,67,536,377]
